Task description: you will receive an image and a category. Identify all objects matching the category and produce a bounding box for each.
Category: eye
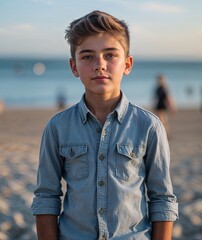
[105,52,118,60]
[81,55,94,60]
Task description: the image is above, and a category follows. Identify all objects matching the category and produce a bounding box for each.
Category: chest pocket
[60,145,88,181]
[116,144,146,181]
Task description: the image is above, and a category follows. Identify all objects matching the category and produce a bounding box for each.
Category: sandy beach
[0,108,202,240]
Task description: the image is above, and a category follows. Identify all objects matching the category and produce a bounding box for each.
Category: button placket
[97,119,111,240]
[95,124,102,142]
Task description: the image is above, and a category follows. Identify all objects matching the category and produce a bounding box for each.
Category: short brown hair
[65,10,130,59]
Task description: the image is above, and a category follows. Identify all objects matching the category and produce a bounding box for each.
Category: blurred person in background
[153,74,176,138]
[56,89,67,110]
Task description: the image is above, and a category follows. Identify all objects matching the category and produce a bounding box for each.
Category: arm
[145,120,178,234]
[31,121,63,236]
[36,215,58,240]
[152,221,173,240]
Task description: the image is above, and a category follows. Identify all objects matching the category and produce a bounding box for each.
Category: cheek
[77,67,86,80]
[113,61,126,73]
[77,63,90,76]
[78,70,89,80]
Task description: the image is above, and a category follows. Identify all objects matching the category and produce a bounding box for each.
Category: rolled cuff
[149,202,178,222]
[31,197,61,216]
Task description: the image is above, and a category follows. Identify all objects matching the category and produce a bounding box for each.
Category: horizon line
[1,55,202,62]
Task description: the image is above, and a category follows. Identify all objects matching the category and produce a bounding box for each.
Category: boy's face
[70,33,133,99]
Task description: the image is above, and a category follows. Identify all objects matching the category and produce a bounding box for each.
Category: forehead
[75,33,126,54]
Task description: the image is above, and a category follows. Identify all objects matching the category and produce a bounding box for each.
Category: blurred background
[0,1,202,240]
[0,0,202,109]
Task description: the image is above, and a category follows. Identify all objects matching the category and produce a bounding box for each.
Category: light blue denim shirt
[32,93,178,240]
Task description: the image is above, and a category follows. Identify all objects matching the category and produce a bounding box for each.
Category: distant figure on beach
[56,90,67,110]
[153,74,176,138]
[32,11,178,240]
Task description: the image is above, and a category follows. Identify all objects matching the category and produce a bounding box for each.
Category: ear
[70,58,79,77]
[124,55,133,75]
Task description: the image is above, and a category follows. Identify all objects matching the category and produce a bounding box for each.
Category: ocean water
[0,58,202,109]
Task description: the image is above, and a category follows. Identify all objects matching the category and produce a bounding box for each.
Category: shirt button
[130,152,135,158]
[98,180,105,187]
[99,154,105,161]
[98,208,104,215]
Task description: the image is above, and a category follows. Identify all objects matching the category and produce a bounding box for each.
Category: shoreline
[1,104,201,111]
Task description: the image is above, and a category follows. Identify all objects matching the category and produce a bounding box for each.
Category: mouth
[92,75,110,81]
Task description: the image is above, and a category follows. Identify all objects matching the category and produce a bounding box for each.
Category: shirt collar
[78,92,129,124]
[114,92,129,123]
[78,94,90,124]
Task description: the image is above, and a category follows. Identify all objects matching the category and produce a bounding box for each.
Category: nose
[93,56,107,71]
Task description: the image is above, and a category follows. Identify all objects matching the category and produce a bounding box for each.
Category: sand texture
[0,108,202,240]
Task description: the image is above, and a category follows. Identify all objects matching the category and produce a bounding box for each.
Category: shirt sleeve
[31,120,64,216]
[145,119,178,222]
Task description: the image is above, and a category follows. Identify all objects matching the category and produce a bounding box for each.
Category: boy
[31,10,178,240]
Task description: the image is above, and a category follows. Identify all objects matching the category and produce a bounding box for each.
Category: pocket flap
[60,145,87,159]
[117,144,145,159]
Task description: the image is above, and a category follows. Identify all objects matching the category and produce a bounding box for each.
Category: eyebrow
[78,48,120,55]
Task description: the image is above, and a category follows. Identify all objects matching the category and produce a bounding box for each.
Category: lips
[92,75,110,80]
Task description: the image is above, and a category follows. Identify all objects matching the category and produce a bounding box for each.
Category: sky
[0,0,202,60]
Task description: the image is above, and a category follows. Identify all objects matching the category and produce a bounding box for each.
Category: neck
[84,92,121,125]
